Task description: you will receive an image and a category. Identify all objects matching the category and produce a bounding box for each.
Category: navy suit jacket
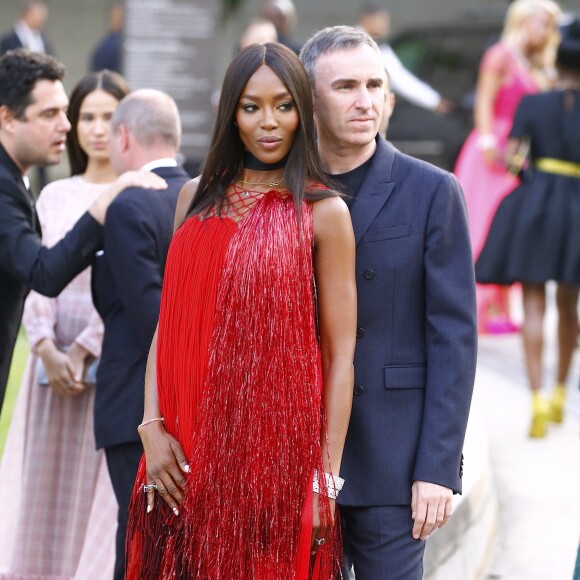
[91,165,189,449]
[0,143,102,410]
[338,136,477,507]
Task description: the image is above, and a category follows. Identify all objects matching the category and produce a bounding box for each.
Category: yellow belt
[535,158,580,178]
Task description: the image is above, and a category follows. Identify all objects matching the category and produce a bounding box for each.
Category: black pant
[105,441,143,580]
[341,505,426,580]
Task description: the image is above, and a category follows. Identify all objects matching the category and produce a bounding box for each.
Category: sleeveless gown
[454,42,539,332]
[126,189,337,579]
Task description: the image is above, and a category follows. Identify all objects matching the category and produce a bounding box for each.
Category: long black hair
[189,42,336,217]
[66,70,130,176]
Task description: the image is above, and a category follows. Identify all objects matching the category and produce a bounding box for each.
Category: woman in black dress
[476,22,580,438]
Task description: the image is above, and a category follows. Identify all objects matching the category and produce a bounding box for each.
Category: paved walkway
[475,300,579,579]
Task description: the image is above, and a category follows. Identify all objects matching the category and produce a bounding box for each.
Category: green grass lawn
[0,330,29,459]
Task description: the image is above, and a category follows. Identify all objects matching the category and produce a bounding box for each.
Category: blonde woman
[454,0,560,334]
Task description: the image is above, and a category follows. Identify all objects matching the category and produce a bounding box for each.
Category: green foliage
[0,330,29,459]
[221,0,246,19]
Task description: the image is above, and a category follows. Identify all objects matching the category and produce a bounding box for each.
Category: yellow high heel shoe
[529,392,549,438]
[549,384,566,424]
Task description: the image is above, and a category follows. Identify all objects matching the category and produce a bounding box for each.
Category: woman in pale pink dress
[454,0,560,333]
[0,71,130,580]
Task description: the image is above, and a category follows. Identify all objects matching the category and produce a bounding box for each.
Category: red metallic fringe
[127,191,339,579]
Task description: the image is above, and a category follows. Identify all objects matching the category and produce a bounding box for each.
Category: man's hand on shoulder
[88,170,167,225]
[411,480,453,540]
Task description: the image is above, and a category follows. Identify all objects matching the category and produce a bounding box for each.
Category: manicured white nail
[184,464,191,473]
[147,504,152,514]
[173,507,179,516]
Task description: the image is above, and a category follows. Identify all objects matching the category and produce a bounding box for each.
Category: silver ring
[314,537,326,546]
[143,483,158,492]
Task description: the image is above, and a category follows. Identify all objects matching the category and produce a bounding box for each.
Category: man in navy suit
[91,89,189,580]
[301,27,477,579]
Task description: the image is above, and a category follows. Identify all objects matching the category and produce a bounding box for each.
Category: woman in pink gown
[454,0,560,333]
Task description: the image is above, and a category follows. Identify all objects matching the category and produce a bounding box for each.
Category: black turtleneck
[328,155,374,208]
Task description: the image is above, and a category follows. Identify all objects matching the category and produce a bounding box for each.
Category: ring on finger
[143,483,158,493]
[314,537,326,546]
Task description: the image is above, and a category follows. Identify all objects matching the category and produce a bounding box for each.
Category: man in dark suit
[0,1,53,55]
[301,27,477,579]
[91,89,189,580]
[0,49,161,413]
[89,3,123,73]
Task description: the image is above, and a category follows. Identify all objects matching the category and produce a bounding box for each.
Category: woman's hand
[37,339,82,396]
[67,341,92,389]
[139,421,190,516]
[310,493,336,555]
[482,144,500,168]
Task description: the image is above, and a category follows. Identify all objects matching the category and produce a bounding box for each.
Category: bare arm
[473,55,504,166]
[173,177,200,232]
[310,195,356,548]
[138,327,190,516]
[313,196,357,477]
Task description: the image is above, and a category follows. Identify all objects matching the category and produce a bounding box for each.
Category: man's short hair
[0,48,65,119]
[299,26,381,88]
[111,89,181,149]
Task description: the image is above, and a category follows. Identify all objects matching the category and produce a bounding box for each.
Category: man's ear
[384,91,395,119]
[118,124,131,152]
[0,105,17,131]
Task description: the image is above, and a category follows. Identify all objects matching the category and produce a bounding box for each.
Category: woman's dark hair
[557,19,580,72]
[189,42,336,217]
[66,70,130,176]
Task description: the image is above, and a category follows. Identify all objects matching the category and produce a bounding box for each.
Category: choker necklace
[243,150,288,170]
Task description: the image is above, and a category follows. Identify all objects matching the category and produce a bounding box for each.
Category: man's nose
[59,111,71,133]
[354,87,372,110]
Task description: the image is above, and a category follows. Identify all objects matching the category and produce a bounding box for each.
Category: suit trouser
[105,441,143,580]
[340,505,426,580]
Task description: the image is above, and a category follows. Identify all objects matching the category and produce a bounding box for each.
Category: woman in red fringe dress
[125,43,357,579]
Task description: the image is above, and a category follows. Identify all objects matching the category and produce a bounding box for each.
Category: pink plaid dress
[0,176,116,580]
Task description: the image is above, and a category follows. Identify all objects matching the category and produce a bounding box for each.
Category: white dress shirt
[14,21,46,53]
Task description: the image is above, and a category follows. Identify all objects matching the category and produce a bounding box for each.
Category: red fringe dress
[126,188,337,579]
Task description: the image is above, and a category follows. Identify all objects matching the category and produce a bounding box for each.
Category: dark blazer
[91,165,189,449]
[89,31,122,73]
[338,136,477,507]
[0,28,54,55]
[0,143,103,410]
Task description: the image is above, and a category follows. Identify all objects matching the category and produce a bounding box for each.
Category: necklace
[237,179,283,187]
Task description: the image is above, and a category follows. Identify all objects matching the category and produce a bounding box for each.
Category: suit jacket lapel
[350,136,396,246]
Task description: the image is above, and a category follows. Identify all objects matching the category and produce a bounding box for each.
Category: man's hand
[411,480,453,540]
[89,170,167,224]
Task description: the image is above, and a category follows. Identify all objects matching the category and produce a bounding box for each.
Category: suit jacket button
[364,269,375,280]
[354,384,364,396]
[356,327,365,338]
